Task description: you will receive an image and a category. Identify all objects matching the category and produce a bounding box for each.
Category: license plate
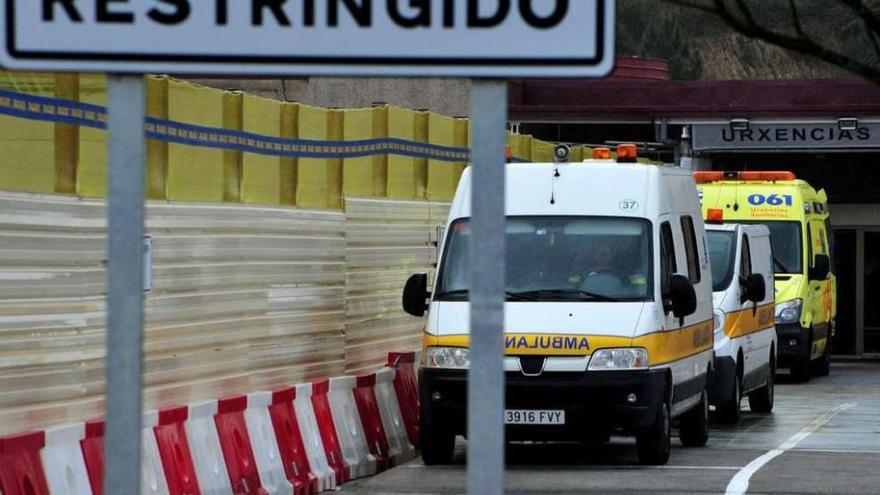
[504,409,565,425]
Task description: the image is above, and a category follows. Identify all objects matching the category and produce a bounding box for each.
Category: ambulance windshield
[707,231,736,292]
[436,216,653,302]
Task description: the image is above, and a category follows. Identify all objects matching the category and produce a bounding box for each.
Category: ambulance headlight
[775,299,803,325]
[425,347,470,369]
[588,348,649,371]
[713,309,726,337]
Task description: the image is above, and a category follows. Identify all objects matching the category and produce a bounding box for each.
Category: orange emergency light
[617,143,638,163]
[592,147,612,160]
[505,145,513,163]
[706,208,724,223]
[693,171,797,183]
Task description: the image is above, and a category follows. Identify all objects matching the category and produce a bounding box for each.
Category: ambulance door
[660,216,705,408]
[807,220,833,355]
[738,233,758,377]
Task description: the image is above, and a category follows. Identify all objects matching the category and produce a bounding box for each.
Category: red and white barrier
[388,352,420,448]
[1,348,425,495]
[292,383,337,492]
[40,423,92,495]
[214,396,267,494]
[372,368,416,465]
[0,431,50,495]
[352,374,391,471]
[154,407,201,495]
[245,391,295,495]
[80,420,104,495]
[141,411,171,495]
[308,381,350,485]
[326,377,377,479]
[268,387,318,495]
[185,399,234,495]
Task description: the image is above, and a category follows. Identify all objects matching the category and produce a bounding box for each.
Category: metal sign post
[468,80,508,495]
[103,74,146,493]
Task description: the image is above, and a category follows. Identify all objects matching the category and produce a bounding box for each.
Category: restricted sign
[692,122,880,151]
[1,0,615,77]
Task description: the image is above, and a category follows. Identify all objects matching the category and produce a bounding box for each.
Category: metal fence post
[467,80,507,495]
[104,74,146,494]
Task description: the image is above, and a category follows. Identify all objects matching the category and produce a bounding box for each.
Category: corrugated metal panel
[344,197,450,374]
[0,191,346,435]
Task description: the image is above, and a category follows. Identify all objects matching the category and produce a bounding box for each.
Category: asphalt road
[340,361,880,494]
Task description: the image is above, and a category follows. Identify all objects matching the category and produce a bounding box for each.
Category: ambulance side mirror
[744,273,766,303]
[402,273,430,317]
[669,274,697,321]
[810,254,830,281]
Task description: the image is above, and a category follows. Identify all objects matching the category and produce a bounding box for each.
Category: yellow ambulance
[695,171,836,381]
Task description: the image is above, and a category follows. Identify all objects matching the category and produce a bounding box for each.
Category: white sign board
[0,0,615,77]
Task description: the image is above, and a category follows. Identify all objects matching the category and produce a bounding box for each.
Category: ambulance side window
[660,222,677,295]
[806,223,814,267]
[680,216,702,284]
[740,235,753,279]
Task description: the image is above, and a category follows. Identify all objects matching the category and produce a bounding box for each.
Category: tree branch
[667,0,880,85]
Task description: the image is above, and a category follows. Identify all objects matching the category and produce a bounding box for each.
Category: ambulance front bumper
[776,323,810,368]
[419,367,667,440]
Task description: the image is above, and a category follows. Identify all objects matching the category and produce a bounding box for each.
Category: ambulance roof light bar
[706,208,724,223]
[693,171,797,183]
[616,143,638,163]
[592,147,612,160]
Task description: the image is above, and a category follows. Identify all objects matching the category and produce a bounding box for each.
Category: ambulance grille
[519,356,547,376]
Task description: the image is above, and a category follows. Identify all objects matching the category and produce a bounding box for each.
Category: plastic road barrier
[40,423,92,495]
[388,352,420,447]
[373,368,416,465]
[185,400,234,495]
[352,374,392,471]
[309,380,350,485]
[292,383,337,492]
[214,397,267,494]
[244,392,295,495]
[142,411,172,495]
[154,407,202,495]
[80,421,105,495]
[267,387,318,495]
[326,377,377,479]
[0,431,50,495]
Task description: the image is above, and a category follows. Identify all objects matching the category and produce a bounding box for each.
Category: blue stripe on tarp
[0,89,471,162]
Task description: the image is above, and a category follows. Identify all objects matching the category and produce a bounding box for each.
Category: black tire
[420,419,455,465]
[790,329,812,382]
[679,390,709,447]
[749,355,775,413]
[813,332,832,377]
[637,401,671,465]
[716,363,742,424]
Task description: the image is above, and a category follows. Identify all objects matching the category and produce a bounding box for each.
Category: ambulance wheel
[679,390,709,447]
[716,363,742,424]
[749,355,775,413]
[813,334,832,377]
[637,401,671,465]
[420,421,455,465]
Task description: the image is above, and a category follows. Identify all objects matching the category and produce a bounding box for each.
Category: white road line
[725,402,858,495]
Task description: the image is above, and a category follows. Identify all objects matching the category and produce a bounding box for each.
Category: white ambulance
[403,146,715,465]
[705,221,777,423]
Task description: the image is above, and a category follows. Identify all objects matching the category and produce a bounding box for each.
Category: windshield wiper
[515,288,619,302]
[433,289,539,301]
[433,289,468,299]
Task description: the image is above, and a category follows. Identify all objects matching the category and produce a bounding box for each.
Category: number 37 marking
[748,194,793,206]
